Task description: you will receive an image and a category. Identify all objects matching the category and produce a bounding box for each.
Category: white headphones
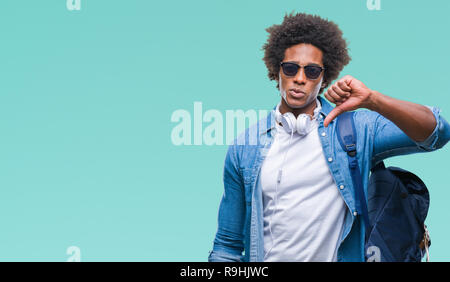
[274,99,322,136]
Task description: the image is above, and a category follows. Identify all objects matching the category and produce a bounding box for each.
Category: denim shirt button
[353,211,358,216]
[321,132,326,137]
[339,185,344,190]
[328,157,333,162]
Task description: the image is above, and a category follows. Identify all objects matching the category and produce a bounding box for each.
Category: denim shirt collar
[260,95,334,136]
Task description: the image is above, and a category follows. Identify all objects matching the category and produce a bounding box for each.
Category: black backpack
[337,111,431,262]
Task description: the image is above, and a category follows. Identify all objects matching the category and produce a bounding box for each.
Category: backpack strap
[336,111,371,234]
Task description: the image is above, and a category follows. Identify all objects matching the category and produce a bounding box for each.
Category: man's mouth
[288,88,306,98]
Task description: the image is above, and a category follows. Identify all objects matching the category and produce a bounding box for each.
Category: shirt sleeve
[208,144,246,262]
[369,105,450,166]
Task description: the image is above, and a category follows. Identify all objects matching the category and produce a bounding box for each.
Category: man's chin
[285,97,308,109]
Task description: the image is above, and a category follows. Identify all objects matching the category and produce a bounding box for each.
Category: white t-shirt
[260,103,347,262]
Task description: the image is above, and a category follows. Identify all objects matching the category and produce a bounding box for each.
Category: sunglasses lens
[304,66,322,79]
[281,63,299,76]
[282,63,323,79]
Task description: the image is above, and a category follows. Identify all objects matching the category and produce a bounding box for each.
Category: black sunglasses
[280,62,325,80]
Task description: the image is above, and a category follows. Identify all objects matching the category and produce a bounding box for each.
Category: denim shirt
[208,95,450,262]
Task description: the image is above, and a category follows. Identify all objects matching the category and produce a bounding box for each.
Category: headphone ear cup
[296,114,308,136]
[281,112,296,134]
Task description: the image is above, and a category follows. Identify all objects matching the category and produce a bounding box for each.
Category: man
[208,12,450,262]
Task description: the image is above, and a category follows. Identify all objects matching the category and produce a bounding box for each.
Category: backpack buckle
[345,144,356,157]
[420,224,431,262]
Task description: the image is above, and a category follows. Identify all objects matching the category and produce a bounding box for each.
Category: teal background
[0,0,449,261]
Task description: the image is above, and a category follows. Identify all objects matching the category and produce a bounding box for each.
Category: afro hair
[262,11,351,93]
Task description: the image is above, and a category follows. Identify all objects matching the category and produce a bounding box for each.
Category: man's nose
[294,67,307,84]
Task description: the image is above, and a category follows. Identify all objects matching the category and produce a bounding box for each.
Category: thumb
[324,106,345,127]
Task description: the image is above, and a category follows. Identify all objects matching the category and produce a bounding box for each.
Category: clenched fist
[323,75,375,127]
